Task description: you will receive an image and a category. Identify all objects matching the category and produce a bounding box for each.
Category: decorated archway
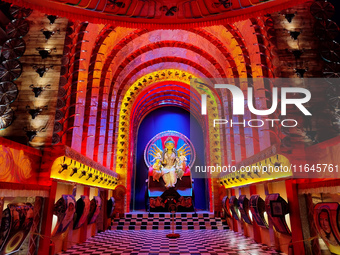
[114,69,223,212]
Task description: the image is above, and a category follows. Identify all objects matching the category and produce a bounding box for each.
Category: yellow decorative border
[219,154,292,189]
[51,156,118,189]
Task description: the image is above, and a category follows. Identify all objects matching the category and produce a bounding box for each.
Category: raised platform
[110,212,228,231]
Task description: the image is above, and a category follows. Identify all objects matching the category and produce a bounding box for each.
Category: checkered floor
[111,213,228,230]
[59,229,286,255]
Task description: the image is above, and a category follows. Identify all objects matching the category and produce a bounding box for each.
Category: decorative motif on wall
[9,5,32,19]
[0,82,18,105]
[31,65,53,78]
[249,195,268,228]
[0,203,34,255]
[213,0,232,9]
[26,105,48,119]
[88,196,101,224]
[149,191,194,211]
[29,84,51,97]
[0,5,31,130]
[6,19,29,38]
[51,21,89,145]
[310,1,334,20]
[311,0,340,134]
[46,15,57,24]
[238,195,252,225]
[74,195,90,229]
[221,196,231,218]
[0,144,38,183]
[2,39,26,59]
[52,195,76,236]
[23,122,48,142]
[0,60,22,81]
[176,197,192,208]
[272,6,327,147]
[150,197,165,208]
[0,106,14,130]
[41,28,60,40]
[229,196,240,221]
[35,47,57,59]
[265,193,291,235]
[314,203,340,254]
[276,8,306,78]
[159,6,178,17]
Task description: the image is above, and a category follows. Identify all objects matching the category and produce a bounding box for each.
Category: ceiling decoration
[4,0,309,28]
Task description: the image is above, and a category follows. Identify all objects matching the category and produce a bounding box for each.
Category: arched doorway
[132,106,208,211]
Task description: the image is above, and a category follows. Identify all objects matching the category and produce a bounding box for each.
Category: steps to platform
[110,212,229,231]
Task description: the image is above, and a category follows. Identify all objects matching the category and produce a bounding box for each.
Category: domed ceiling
[5,0,308,28]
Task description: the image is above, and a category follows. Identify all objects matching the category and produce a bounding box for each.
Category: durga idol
[149,136,190,188]
[162,137,179,188]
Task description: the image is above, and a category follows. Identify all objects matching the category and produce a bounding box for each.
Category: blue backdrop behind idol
[133,106,208,211]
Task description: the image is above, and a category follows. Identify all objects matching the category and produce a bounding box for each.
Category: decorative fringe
[3,0,310,29]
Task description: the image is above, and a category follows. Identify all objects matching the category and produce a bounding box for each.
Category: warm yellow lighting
[264,211,269,225]
[51,156,118,189]
[285,214,291,232]
[248,210,253,222]
[51,215,58,234]
[219,154,292,188]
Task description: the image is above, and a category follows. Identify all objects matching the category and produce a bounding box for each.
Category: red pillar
[285,179,305,255]
[38,180,57,255]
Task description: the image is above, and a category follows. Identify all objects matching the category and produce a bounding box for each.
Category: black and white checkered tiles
[111,213,229,230]
[59,229,286,255]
